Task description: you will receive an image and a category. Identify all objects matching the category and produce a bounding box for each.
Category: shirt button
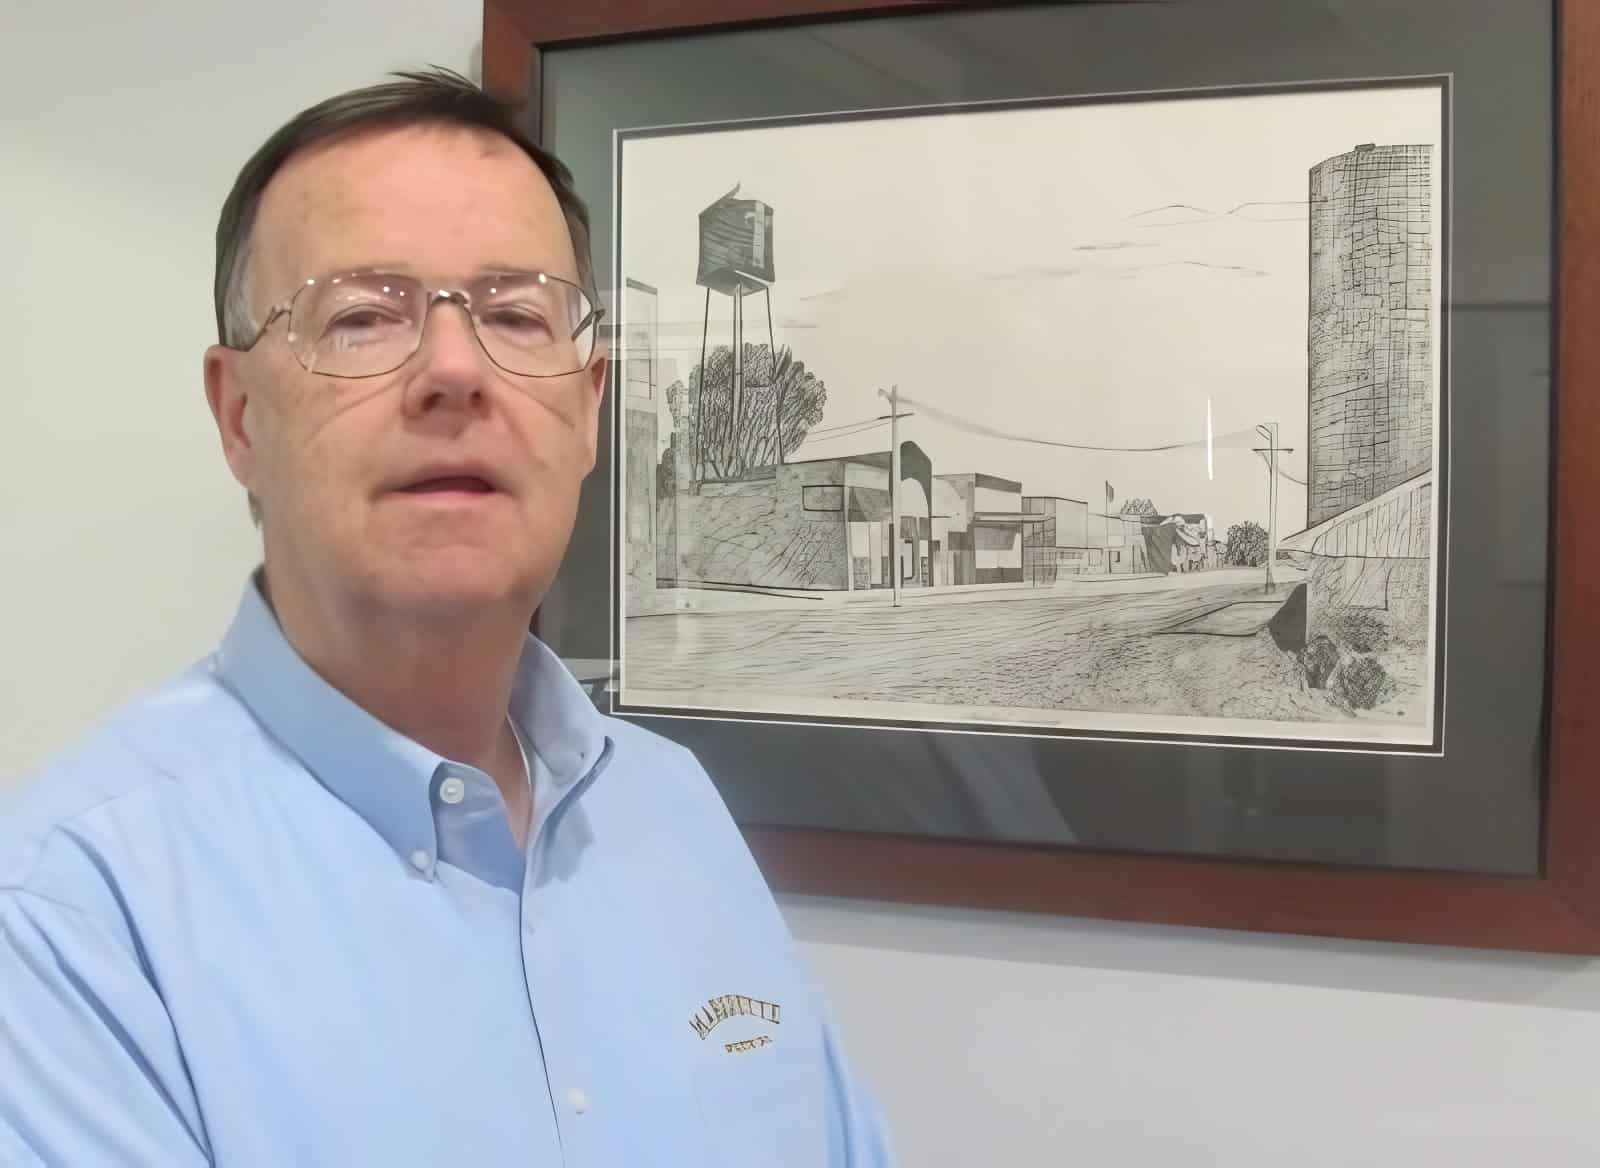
[409,849,431,872]
[439,777,466,805]
[566,1087,589,1114]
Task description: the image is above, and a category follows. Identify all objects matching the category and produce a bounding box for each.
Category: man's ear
[587,350,609,406]
[580,345,610,470]
[203,345,257,493]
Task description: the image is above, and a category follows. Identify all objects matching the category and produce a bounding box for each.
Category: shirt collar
[213,571,608,869]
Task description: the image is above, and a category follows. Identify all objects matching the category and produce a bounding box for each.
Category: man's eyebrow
[301,263,581,286]
[297,263,418,282]
[469,265,578,282]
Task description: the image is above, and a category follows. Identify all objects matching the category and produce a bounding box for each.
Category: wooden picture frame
[483,0,1600,954]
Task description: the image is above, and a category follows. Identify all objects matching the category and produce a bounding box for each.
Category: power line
[895,392,1259,453]
[803,416,890,440]
[792,393,1311,484]
[797,427,887,445]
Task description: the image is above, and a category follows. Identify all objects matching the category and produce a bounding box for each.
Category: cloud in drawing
[982,258,1268,283]
[1072,240,1157,252]
[981,265,1082,283]
[1129,200,1308,228]
[1135,259,1271,278]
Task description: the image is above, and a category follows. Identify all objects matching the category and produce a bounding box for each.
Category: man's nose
[403,298,490,413]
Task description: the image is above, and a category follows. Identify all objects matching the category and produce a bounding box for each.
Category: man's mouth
[399,476,496,494]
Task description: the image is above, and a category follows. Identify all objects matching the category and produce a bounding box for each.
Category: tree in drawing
[666,343,828,481]
[1224,520,1269,567]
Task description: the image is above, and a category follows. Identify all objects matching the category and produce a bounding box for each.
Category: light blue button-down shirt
[0,575,894,1166]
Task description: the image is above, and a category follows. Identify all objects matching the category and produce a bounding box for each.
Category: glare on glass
[241,270,604,378]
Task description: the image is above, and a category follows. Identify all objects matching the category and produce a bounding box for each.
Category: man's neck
[259,567,535,844]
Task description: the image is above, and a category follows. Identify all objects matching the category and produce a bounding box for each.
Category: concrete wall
[1297,476,1433,709]
[671,463,848,589]
[1302,476,1432,559]
[623,405,657,606]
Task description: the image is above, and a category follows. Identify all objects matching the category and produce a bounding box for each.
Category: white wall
[5,5,1600,1167]
[1,2,485,776]
[789,897,1600,1165]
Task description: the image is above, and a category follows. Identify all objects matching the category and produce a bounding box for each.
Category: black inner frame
[535,0,1555,877]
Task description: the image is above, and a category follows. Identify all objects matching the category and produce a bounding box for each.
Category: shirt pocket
[693,1037,829,1168]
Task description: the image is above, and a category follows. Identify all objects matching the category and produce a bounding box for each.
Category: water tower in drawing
[693,183,778,482]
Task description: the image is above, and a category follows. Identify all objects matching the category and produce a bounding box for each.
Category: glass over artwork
[614,78,1447,751]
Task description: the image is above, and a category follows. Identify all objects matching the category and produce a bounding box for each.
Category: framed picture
[485,0,1600,953]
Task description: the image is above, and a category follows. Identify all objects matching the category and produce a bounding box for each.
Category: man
[0,68,893,1166]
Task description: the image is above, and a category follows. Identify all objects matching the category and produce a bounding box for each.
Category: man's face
[206,124,606,621]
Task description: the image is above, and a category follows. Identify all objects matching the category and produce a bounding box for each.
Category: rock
[1336,607,1391,654]
[1303,634,1340,689]
[1337,655,1390,709]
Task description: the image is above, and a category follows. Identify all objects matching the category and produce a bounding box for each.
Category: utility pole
[729,283,744,464]
[878,384,901,608]
[766,290,782,466]
[1253,422,1294,591]
[694,286,709,484]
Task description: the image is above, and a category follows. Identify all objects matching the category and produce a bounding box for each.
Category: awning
[971,512,1051,524]
[847,485,892,523]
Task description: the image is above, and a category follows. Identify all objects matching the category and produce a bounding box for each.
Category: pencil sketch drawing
[615,81,1446,747]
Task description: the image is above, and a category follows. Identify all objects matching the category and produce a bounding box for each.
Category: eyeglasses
[236,269,605,379]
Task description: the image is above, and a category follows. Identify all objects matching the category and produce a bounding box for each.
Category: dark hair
[212,66,594,346]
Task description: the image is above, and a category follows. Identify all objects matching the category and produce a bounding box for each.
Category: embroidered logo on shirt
[689,994,782,1042]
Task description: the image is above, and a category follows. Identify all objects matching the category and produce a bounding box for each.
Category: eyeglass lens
[287,272,595,378]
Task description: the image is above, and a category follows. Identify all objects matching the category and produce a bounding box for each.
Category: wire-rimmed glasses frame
[233,269,605,380]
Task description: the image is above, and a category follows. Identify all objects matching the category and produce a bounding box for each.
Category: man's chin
[378,560,538,620]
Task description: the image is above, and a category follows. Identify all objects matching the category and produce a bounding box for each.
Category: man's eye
[484,308,555,337]
[329,308,404,330]
[321,306,409,351]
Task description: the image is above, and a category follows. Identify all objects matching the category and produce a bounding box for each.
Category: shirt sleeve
[0,887,212,1166]
[823,1014,897,1167]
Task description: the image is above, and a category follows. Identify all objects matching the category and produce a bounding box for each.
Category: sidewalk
[625,565,1302,618]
